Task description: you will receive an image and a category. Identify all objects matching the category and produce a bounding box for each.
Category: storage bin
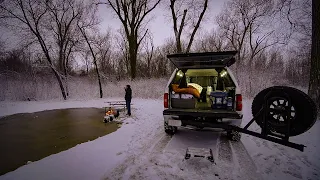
[210,91,228,109]
[171,97,196,109]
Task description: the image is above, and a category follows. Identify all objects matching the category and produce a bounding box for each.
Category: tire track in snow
[270,143,319,180]
[104,133,173,180]
[104,100,261,180]
[249,138,319,180]
[230,140,262,180]
[217,135,233,164]
[103,101,168,180]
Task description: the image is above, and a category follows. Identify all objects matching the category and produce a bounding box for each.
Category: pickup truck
[163,51,243,141]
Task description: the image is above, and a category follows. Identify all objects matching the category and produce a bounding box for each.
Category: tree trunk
[176,38,182,53]
[309,0,320,114]
[37,38,67,100]
[129,38,137,79]
[64,68,69,97]
[86,61,89,74]
[78,25,103,98]
[93,60,103,98]
[51,67,67,100]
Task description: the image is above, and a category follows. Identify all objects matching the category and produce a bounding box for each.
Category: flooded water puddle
[0,108,120,175]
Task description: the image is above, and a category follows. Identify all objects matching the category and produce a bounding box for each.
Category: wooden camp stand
[105,101,126,110]
[104,101,133,115]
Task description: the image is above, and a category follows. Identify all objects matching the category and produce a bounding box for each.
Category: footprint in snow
[274,158,281,166]
[283,170,302,179]
[262,140,271,149]
[300,155,312,167]
[264,154,276,161]
[253,153,263,158]
[288,161,301,170]
[282,161,302,179]
[265,166,273,174]
[252,138,261,147]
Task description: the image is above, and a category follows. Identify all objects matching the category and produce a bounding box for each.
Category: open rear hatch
[166,51,241,114]
[167,51,237,69]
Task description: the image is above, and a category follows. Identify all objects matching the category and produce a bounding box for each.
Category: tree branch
[186,0,208,53]
[138,29,148,47]
[136,0,161,28]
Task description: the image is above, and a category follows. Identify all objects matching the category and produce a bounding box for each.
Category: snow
[0,77,168,101]
[0,98,319,180]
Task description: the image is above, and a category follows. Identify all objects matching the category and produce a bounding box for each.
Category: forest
[0,0,316,103]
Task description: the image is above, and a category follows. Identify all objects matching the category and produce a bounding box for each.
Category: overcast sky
[97,0,226,46]
[0,0,226,49]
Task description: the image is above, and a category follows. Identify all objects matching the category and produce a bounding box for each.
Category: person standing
[125,85,132,116]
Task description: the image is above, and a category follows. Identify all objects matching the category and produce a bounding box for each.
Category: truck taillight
[236,94,242,111]
[164,93,168,108]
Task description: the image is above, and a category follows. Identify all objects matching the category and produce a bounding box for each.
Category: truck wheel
[252,86,317,136]
[164,121,177,135]
[227,130,241,141]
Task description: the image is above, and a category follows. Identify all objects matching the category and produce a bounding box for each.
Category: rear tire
[164,121,177,135]
[227,130,241,141]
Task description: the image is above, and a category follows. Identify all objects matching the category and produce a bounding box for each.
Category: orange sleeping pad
[171,84,201,98]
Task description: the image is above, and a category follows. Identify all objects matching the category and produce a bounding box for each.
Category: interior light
[177,71,183,77]
[220,71,227,77]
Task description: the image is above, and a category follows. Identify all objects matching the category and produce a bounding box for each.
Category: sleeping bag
[171,84,202,99]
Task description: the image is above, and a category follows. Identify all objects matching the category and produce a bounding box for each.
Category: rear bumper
[163,109,243,119]
[163,108,242,128]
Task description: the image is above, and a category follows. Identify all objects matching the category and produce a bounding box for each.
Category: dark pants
[126,99,131,115]
[115,110,120,118]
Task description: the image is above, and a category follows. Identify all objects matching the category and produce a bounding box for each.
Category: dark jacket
[125,87,132,101]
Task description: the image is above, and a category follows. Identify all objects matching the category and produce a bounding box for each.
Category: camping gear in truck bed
[171,84,201,98]
[210,91,231,109]
[171,93,196,109]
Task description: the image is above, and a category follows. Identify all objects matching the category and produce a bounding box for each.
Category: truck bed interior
[169,68,236,111]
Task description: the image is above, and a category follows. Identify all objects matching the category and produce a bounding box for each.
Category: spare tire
[252,86,317,136]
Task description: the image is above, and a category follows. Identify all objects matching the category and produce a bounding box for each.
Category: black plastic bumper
[163,109,243,119]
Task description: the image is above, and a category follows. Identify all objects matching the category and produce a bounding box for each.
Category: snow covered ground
[0,99,319,180]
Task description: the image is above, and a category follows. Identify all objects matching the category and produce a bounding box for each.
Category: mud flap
[185,147,214,163]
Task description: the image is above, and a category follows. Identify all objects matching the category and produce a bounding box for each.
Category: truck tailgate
[163,108,242,119]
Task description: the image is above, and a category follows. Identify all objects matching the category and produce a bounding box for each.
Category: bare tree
[80,50,92,75]
[0,0,68,99]
[194,30,226,52]
[78,27,103,98]
[93,32,113,76]
[46,0,83,96]
[77,3,103,98]
[102,0,161,79]
[151,38,176,77]
[276,0,312,43]
[0,0,98,99]
[247,26,278,67]
[309,0,320,112]
[216,0,276,71]
[142,32,154,77]
[275,0,317,109]
[169,0,208,53]
[114,29,130,76]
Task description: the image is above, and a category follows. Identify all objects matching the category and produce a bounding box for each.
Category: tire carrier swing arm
[228,90,304,151]
[184,86,316,162]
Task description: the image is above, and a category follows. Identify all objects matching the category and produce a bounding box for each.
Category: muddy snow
[0,99,319,180]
